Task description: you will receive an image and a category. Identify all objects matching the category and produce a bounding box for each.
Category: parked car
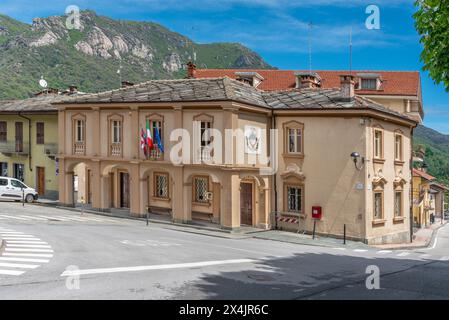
[0,176,38,202]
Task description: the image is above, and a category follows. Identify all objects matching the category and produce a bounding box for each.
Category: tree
[414,0,449,91]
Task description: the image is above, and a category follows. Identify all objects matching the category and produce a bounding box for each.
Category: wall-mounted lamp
[350,152,365,171]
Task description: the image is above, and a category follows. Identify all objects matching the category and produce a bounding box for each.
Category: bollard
[343,224,346,245]
[22,188,25,206]
[146,206,149,226]
[312,220,316,239]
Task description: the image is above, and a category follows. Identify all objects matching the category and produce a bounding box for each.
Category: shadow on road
[176,252,449,300]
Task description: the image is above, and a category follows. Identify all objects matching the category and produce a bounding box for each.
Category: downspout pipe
[410,123,417,243]
[271,109,278,229]
[18,112,32,172]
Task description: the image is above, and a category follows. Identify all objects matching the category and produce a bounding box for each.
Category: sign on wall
[244,125,261,155]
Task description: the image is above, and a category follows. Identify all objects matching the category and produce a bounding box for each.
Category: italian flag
[146,119,154,149]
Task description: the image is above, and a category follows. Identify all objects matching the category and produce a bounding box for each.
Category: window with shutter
[36,122,44,144]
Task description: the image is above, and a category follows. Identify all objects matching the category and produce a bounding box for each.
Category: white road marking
[422,227,442,250]
[333,248,346,251]
[0,215,28,220]
[0,257,50,263]
[0,237,41,241]
[353,249,368,252]
[1,234,35,238]
[397,252,411,257]
[61,259,256,277]
[4,241,47,244]
[0,231,24,234]
[377,250,392,254]
[0,269,25,276]
[419,254,432,259]
[3,253,53,258]
[0,262,39,269]
[37,215,70,221]
[5,248,54,253]
[6,244,52,248]
[439,256,449,261]
[18,215,48,221]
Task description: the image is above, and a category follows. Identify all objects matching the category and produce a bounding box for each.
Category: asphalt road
[0,201,448,300]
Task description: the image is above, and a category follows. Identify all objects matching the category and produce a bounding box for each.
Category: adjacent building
[55,74,418,244]
[0,88,79,199]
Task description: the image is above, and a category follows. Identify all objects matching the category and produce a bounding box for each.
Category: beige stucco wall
[275,116,366,240]
[364,119,412,244]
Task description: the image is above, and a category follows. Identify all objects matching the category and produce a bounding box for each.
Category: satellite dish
[39,77,48,88]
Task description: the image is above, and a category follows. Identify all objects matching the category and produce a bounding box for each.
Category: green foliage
[414,0,449,91]
[414,125,449,185]
[0,11,272,99]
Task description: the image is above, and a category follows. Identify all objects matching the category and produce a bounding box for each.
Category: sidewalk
[253,230,369,249]
[373,218,447,250]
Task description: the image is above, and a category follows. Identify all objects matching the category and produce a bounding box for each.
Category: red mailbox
[312,206,322,220]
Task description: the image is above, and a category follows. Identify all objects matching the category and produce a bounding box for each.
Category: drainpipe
[410,124,417,243]
[271,110,278,229]
[18,112,32,172]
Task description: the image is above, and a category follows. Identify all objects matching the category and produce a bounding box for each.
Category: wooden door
[120,172,130,208]
[15,122,23,152]
[36,167,45,195]
[240,182,253,226]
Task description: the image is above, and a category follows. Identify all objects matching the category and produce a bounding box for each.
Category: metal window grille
[194,177,208,203]
[155,174,168,198]
[287,186,301,212]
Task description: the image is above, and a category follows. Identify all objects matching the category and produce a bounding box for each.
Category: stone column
[171,166,185,223]
[221,173,240,230]
[262,186,271,229]
[92,107,100,157]
[64,171,74,206]
[130,106,140,160]
[100,173,110,211]
[139,173,148,216]
[129,161,141,217]
[90,160,101,210]
[58,109,66,154]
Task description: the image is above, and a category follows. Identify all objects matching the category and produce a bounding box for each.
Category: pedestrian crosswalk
[332,246,449,261]
[0,227,53,276]
[0,213,118,223]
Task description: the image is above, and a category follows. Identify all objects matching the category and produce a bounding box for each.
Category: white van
[0,176,38,202]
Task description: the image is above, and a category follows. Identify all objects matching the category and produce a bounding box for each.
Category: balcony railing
[197,146,213,162]
[73,141,85,155]
[0,141,29,156]
[149,148,163,160]
[110,143,122,157]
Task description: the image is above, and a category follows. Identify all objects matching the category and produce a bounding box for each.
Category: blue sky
[1,0,448,133]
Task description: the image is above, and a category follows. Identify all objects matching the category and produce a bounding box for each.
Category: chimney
[69,85,78,94]
[421,162,428,173]
[121,81,134,88]
[295,72,321,89]
[187,61,197,78]
[340,74,355,101]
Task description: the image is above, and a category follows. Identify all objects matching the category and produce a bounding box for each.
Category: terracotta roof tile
[194,69,421,96]
[413,168,436,181]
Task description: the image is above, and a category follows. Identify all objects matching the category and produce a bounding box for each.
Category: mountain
[414,125,449,185]
[0,11,272,99]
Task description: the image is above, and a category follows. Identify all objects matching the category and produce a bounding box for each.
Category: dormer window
[235,72,264,88]
[357,73,382,90]
[361,78,377,90]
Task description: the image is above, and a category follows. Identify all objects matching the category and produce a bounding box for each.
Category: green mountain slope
[414,124,449,185]
[0,10,272,99]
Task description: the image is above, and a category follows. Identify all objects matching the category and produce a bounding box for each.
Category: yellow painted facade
[0,114,59,199]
